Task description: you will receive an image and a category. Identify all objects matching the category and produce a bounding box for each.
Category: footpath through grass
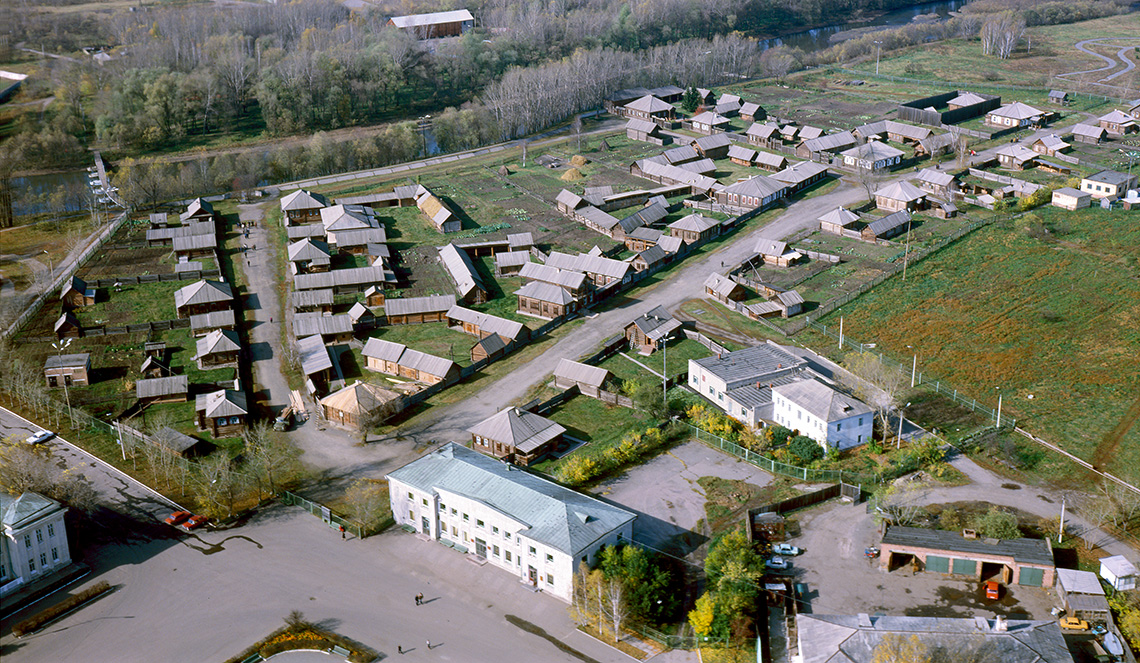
[807,206,1140,486]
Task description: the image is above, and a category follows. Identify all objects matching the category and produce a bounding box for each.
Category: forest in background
[0,0,1129,205]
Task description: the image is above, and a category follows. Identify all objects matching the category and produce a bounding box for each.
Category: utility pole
[51,338,74,429]
[996,391,1003,428]
[897,402,910,449]
[874,41,883,76]
[901,218,913,281]
[838,316,844,350]
[1058,496,1066,544]
[911,353,917,389]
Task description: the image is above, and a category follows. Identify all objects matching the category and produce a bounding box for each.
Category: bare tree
[855,161,881,203]
[841,351,905,437]
[343,478,390,533]
[572,115,583,154]
[603,578,628,642]
[0,441,100,512]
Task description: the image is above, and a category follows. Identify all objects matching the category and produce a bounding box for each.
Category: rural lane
[401,179,870,445]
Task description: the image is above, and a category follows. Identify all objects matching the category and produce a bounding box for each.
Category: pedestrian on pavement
[416,592,423,605]
[340,525,346,539]
[426,640,431,650]
[398,645,403,654]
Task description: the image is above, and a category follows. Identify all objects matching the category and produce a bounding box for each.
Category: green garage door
[926,555,950,574]
[951,558,977,576]
[1019,567,1044,586]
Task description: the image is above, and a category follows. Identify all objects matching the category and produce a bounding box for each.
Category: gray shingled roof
[554,358,611,389]
[771,161,828,186]
[704,272,743,298]
[875,181,926,202]
[720,175,787,200]
[174,280,233,310]
[329,227,387,247]
[670,213,720,233]
[773,379,871,422]
[693,133,732,151]
[515,281,575,305]
[754,237,789,257]
[519,262,586,291]
[842,140,904,161]
[495,251,531,270]
[438,243,486,300]
[628,305,682,341]
[362,337,406,363]
[545,251,629,281]
[136,375,189,399]
[297,334,334,376]
[386,294,457,317]
[467,407,566,454]
[44,353,89,369]
[195,389,248,418]
[397,348,456,379]
[387,443,636,556]
[881,525,1055,566]
[624,94,673,114]
[796,614,1072,663]
[195,328,241,359]
[293,266,396,291]
[801,131,856,154]
[1056,568,1104,596]
[292,289,334,310]
[190,309,236,333]
[866,210,911,238]
[446,305,527,342]
[172,233,218,253]
[280,189,329,211]
[692,344,805,383]
[819,207,859,227]
[915,168,957,188]
[293,313,353,338]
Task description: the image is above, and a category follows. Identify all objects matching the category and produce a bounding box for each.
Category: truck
[273,406,294,432]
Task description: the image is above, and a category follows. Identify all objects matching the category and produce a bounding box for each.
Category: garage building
[879,525,1055,587]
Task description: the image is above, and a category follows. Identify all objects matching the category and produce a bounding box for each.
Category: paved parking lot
[789,499,1058,620]
[592,441,775,554]
[0,505,697,663]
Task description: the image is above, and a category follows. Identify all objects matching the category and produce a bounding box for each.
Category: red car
[165,511,191,526]
[986,581,1001,600]
[182,515,209,530]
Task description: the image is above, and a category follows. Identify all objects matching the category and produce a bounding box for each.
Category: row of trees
[570,544,682,640]
[688,530,766,645]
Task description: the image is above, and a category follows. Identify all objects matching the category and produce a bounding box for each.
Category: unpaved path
[1057,37,1140,87]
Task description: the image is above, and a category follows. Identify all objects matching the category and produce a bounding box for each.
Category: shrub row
[13,581,113,637]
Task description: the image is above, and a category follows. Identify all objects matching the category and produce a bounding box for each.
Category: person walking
[415,592,423,605]
[398,645,403,655]
[339,525,346,539]
[426,640,431,650]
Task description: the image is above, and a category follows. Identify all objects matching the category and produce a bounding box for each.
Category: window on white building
[24,535,31,548]
[407,491,414,499]
[858,417,863,426]
[493,526,499,534]
[837,423,842,431]
[40,553,47,566]
[47,524,55,537]
[463,513,469,521]
[450,507,457,515]
[408,510,414,520]
[28,559,35,572]
[422,498,429,506]
[36,529,43,543]
[546,574,554,585]
[493,545,500,557]
[529,546,536,556]
[546,553,554,563]
[505,551,512,562]
[477,519,484,528]
[452,525,458,536]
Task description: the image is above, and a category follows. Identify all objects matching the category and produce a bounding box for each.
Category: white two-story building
[772,379,873,450]
[387,443,636,602]
[688,343,808,427]
[1,492,72,598]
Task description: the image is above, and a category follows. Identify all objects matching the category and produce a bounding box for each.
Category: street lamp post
[897,401,910,449]
[52,338,75,429]
[1120,149,1140,177]
[906,345,917,388]
[995,388,1002,428]
[874,41,883,76]
[43,250,53,281]
[662,334,675,411]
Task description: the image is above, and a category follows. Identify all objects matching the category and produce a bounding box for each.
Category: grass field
[803,206,1140,485]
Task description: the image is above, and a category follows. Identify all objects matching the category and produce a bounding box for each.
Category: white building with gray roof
[772,379,873,449]
[688,342,809,427]
[387,443,636,601]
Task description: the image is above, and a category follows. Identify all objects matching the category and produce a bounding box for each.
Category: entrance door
[528,566,538,586]
[422,517,430,536]
[475,538,487,558]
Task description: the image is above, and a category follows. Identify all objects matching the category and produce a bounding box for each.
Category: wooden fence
[87,270,222,288]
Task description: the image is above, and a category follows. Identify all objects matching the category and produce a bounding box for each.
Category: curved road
[1058,37,1140,85]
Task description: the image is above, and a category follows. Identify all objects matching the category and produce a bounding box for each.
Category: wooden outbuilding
[468,407,566,466]
[61,277,95,308]
[385,294,457,325]
[704,273,746,303]
[320,381,402,430]
[471,333,508,363]
[136,376,189,404]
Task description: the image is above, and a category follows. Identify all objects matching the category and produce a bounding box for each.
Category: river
[9,0,965,217]
[760,0,969,52]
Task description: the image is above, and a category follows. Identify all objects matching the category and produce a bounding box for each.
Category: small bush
[13,581,113,637]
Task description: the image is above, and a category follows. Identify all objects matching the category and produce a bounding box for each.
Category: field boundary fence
[3,209,131,341]
[685,422,877,485]
[280,490,366,539]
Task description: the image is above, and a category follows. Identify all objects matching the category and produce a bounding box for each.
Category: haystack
[498,165,511,176]
[560,168,583,182]
[570,155,589,167]
[598,139,611,152]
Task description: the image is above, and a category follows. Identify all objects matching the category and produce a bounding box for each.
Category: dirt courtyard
[789,499,1059,620]
[592,440,775,555]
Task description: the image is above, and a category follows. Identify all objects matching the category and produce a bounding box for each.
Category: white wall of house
[771,392,872,450]
[1,507,71,596]
[388,479,630,602]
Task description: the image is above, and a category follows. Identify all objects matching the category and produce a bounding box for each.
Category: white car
[766,556,789,570]
[772,543,801,556]
[25,430,55,445]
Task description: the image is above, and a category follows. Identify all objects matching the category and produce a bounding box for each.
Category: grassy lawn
[531,395,655,474]
[800,206,1140,486]
[78,279,184,326]
[676,298,782,346]
[0,214,96,292]
[363,322,477,367]
[595,338,712,383]
[369,317,590,436]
